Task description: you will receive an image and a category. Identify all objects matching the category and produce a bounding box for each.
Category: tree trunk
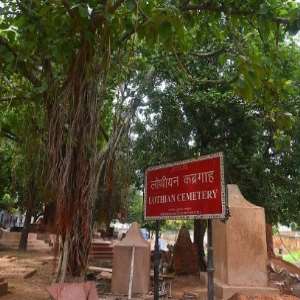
[48,37,127,280]
[56,231,70,282]
[194,219,207,271]
[19,177,35,251]
[18,205,33,251]
[266,223,275,258]
[43,201,56,233]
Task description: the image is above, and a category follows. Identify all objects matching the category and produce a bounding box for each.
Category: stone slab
[192,275,279,300]
[214,278,279,300]
[23,269,37,279]
[228,293,300,300]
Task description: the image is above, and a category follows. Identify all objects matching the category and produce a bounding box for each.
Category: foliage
[0,193,15,212]
[125,189,191,232]
[131,19,300,226]
[283,251,300,264]
[0,141,14,210]
[127,190,144,225]
[96,137,134,228]
[163,220,193,231]
[0,85,45,216]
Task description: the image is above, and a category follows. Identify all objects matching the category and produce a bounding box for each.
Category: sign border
[144,152,226,220]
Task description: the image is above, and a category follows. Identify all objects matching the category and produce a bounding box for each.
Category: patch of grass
[283,251,300,263]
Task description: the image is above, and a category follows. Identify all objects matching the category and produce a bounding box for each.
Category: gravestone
[173,226,198,275]
[228,293,299,300]
[111,222,150,296]
[211,184,278,299]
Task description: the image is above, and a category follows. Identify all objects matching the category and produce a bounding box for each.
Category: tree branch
[197,79,230,87]
[120,15,148,43]
[0,96,31,103]
[0,128,20,143]
[190,75,238,90]
[190,47,226,58]
[99,123,109,142]
[181,3,290,25]
[0,96,16,102]
[61,0,79,20]
[0,37,40,86]
[61,0,85,33]
[109,0,126,13]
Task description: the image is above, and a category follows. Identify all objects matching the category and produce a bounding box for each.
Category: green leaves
[0,0,300,236]
[33,81,48,94]
[137,5,186,49]
[274,129,292,151]
[287,6,300,34]
[0,25,19,42]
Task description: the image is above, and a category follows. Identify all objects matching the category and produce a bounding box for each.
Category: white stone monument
[111,222,151,296]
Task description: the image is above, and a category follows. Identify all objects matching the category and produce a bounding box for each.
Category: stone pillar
[111,222,150,296]
[212,184,278,299]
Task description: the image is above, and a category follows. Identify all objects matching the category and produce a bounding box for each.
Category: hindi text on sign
[183,171,214,184]
[144,152,225,220]
[150,176,179,190]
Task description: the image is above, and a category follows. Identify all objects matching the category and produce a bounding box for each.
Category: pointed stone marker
[111,222,151,296]
[173,226,198,275]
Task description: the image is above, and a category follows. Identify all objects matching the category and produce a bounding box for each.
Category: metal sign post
[144,152,227,300]
[154,220,160,300]
[207,219,214,300]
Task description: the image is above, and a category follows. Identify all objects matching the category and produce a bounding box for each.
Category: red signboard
[144,152,226,220]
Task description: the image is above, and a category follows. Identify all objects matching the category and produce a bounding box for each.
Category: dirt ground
[0,249,55,300]
[171,275,206,299]
[0,248,205,300]
[2,248,297,300]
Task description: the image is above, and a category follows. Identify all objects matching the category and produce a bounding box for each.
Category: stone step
[89,253,113,258]
[91,243,113,248]
[91,245,113,250]
[92,241,112,245]
[90,252,113,255]
[90,248,113,252]
[90,251,113,255]
[89,242,114,260]
[90,254,113,258]
[89,256,113,260]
